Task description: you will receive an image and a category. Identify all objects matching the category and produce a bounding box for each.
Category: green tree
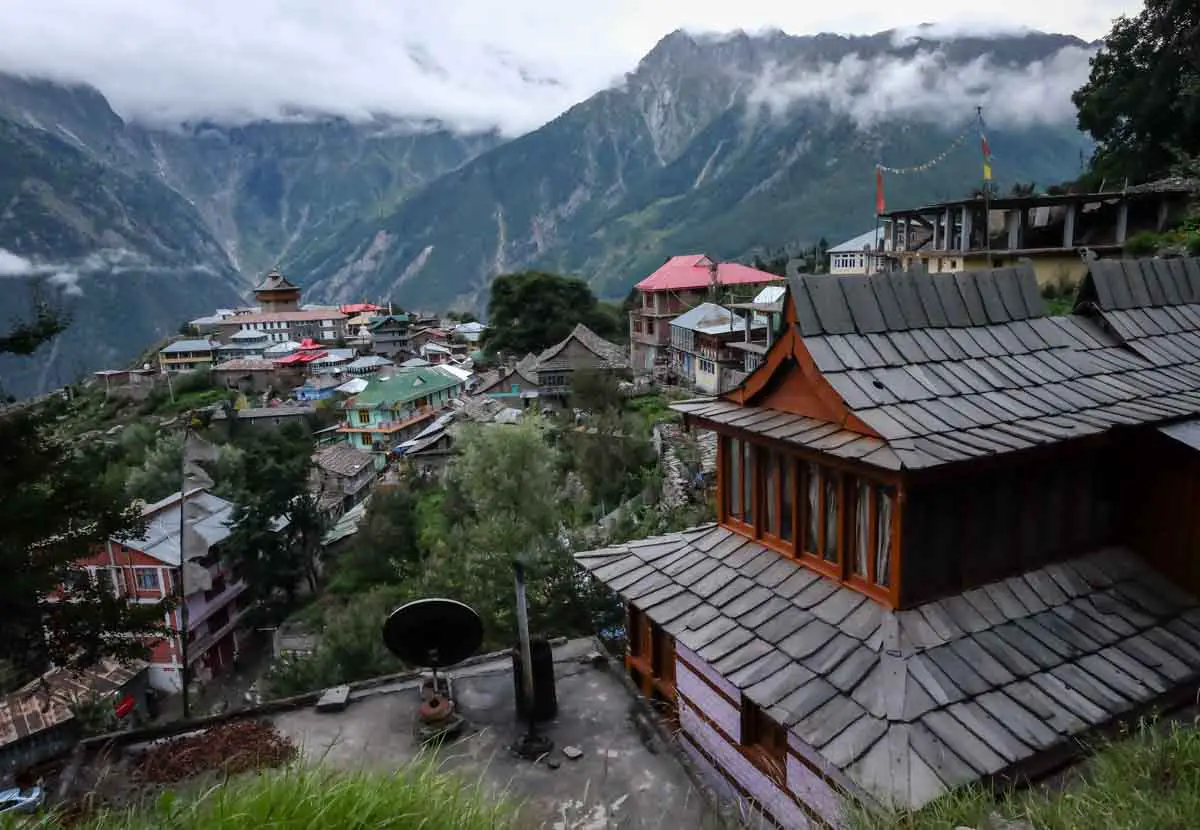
[0,303,168,686]
[565,371,656,513]
[329,486,422,594]
[226,425,327,614]
[482,271,621,356]
[1073,0,1200,184]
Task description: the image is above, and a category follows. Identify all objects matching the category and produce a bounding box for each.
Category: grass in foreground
[14,762,517,830]
[851,718,1200,830]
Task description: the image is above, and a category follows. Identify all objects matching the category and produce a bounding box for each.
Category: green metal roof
[345,366,462,409]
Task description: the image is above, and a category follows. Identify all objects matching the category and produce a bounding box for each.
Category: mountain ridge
[0,26,1097,395]
[290,27,1094,308]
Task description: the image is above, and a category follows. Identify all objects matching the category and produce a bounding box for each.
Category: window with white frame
[135,567,160,590]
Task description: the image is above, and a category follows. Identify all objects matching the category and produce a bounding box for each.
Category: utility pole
[178,420,191,720]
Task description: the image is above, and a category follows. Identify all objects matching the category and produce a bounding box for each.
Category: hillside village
[3,2,1200,829]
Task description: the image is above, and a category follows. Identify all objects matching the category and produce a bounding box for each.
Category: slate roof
[0,659,147,749]
[313,444,374,477]
[576,524,1200,810]
[679,259,1200,470]
[536,323,629,371]
[255,269,298,292]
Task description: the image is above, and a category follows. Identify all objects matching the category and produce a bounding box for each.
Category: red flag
[875,167,885,215]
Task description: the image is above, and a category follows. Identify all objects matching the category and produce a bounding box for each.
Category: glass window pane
[780,461,794,543]
[823,472,838,562]
[742,441,754,524]
[727,437,741,517]
[876,486,894,587]
[806,463,820,553]
[854,479,870,577]
[765,453,778,535]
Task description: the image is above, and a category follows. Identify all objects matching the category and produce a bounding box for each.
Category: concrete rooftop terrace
[272,638,716,829]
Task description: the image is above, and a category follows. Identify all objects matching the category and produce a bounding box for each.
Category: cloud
[0,1,1134,135]
[0,248,85,295]
[747,45,1095,129]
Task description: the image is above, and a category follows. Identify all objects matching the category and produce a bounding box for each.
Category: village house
[211,358,289,393]
[535,323,628,407]
[475,352,540,406]
[576,257,1200,826]
[880,179,1198,288]
[629,255,782,376]
[339,366,467,463]
[368,314,412,359]
[311,444,376,517]
[210,405,316,437]
[158,339,218,374]
[345,355,394,376]
[669,302,767,395]
[74,491,258,694]
[828,228,891,275]
[216,329,270,362]
[0,660,149,776]
[292,374,345,402]
[727,285,787,374]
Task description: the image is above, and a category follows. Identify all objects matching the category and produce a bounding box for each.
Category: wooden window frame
[716,430,902,607]
[798,462,844,581]
[741,698,787,787]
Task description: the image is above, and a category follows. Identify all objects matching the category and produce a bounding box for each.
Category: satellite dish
[382,598,483,668]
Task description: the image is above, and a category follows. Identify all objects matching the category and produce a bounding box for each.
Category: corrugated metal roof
[828,228,888,254]
[160,339,217,354]
[635,255,783,292]
[120,490,235,566]
[575,525,1200,811]
[670,302,763,335]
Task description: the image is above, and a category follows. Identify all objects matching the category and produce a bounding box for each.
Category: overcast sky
[0,0,1141,135]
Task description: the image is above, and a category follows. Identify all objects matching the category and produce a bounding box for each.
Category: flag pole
[978,106,992,268]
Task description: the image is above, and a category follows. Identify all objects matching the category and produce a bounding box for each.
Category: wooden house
[535,323,628,407]
[576,258,1200,826]
[475,352,540,405]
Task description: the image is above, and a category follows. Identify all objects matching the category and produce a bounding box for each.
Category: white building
[827,228,892,275]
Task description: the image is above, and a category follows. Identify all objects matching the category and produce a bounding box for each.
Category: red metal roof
[340,303,384,314]
[634,254,782,292]
[298,338,322,350]
[275,350,328,365]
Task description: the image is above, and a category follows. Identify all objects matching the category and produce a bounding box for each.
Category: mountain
[0,75,498,396]
[0,112,244,396]
[293,29,1094,309]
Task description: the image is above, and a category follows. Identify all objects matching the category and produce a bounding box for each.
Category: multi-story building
[880,178,1197,287]
[158,339,218,374]
[339,366,467,463]
[368,314,412,359]
[827,228,891,275]
[311,444,376,517]
[215,309,347,345]
[75,490,257,693]
[629,255,782,376]
[668,302,766,395]
[534,323,628,407]
[576,256,1200,826]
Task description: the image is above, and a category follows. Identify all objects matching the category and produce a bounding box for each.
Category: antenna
[383,598,482,744]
